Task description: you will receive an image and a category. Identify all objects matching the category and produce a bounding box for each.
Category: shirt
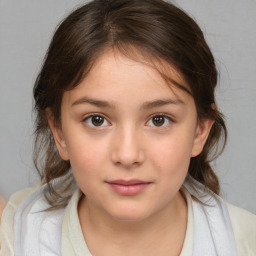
[1,179,256,255]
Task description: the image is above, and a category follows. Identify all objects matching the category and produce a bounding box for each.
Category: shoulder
[0,186,39,255]
[6,186,38,210]
[0,197,7,252]
[2,186,39,220]
[0,197,7,219]
[227,203,256,255]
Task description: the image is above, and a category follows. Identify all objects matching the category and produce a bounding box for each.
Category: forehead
[98,47,192,92]
[63,49,193,106]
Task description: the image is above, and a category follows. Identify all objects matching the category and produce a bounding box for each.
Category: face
[49,50,213,222]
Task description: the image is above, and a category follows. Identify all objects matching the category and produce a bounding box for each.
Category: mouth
[105,179,152,196]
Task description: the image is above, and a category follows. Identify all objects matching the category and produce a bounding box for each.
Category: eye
[83,114,110,127]
[146,115,172,127]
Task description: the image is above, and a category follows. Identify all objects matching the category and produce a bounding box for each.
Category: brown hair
[33,0,227,208]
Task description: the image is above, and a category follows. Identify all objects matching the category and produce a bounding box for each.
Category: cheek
[149,133,195,197]
[147,138,191,207]
[68,143,106,197]
[65,135,108,177]
[151,134,193,169]
[153,148,190,181]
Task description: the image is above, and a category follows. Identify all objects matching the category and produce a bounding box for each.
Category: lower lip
[107,183,151,196]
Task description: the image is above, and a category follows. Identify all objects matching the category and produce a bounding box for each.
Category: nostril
[115,160,141,168]
[111,148,145,168]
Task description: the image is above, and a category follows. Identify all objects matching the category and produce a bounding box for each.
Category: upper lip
[106,179,151,185]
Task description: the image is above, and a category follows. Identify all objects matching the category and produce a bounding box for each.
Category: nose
[110,125,145,169]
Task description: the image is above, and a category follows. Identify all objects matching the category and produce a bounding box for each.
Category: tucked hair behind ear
[33,0,227,208]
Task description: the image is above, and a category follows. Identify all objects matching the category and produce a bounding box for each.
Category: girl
[1,0,255,255]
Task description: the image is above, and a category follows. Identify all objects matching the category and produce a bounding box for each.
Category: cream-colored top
[1,186,256,256]
[61,188,193,256]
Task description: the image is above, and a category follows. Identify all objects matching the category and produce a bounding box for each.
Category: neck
[78,190,187,256]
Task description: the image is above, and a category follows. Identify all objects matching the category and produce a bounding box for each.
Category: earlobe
[46,109,70,161]
[191,119,214,157]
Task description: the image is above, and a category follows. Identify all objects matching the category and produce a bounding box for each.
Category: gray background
[0,0,255,213]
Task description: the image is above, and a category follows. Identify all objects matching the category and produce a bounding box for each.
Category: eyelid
[146,113,174,127]
[82,113,111,127]
[82,112,108,121]
[148,113,174,121]
[81,112,174,128]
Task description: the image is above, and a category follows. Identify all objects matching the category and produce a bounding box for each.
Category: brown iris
[152,116,165,126]
[92,116,104,126]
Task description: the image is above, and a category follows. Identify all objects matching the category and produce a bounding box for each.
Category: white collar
[13,176,237,256]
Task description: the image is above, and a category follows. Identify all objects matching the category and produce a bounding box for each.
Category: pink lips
[106,179,151,196]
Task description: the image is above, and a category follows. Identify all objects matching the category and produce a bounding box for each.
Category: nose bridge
[111,123,144,167]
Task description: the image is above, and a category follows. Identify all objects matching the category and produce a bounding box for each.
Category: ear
[191,118,214,157]
[46,109,70,161]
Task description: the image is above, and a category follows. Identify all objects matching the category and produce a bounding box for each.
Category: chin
[111,213,148,222]
[107,206,151,222]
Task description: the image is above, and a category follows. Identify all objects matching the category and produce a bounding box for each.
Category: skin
[48,50,213,256]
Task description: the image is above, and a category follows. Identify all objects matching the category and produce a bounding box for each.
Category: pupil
[92,116,104,126]
[153,116,164,126]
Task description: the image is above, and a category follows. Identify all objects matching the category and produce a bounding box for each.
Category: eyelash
[146,114,173,128]
[82,113,173,128]
[82,113,110,127]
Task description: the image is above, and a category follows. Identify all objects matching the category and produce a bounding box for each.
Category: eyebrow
[140,99,184,109]
[72,97,115,108]
[71,97,183,109]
